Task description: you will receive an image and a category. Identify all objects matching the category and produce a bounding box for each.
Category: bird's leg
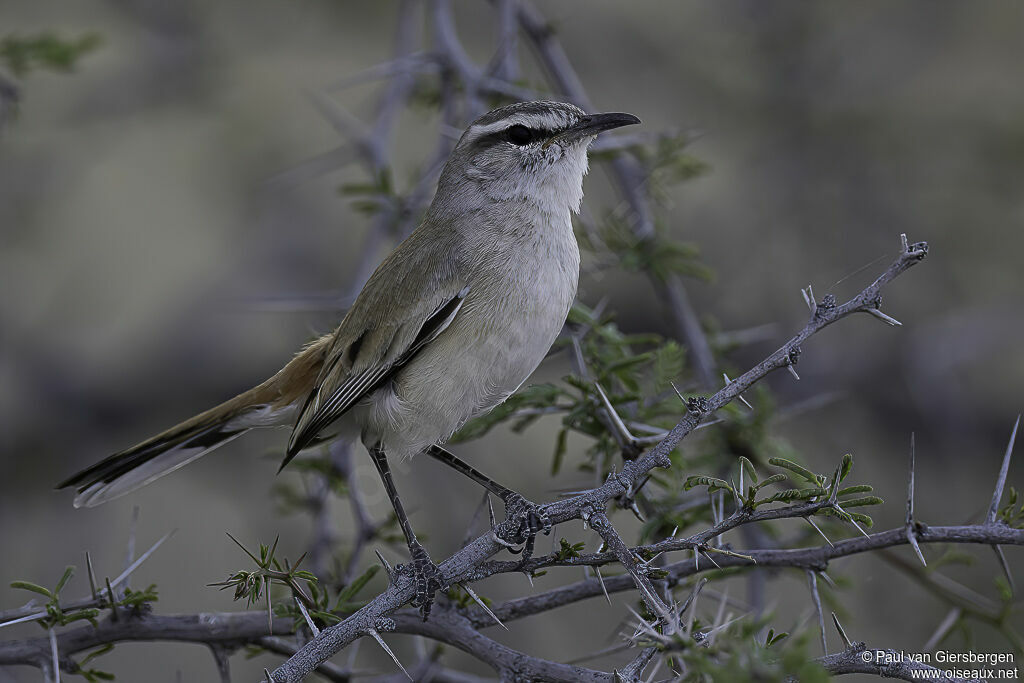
[368,445,446,619]
[424,445,551,557]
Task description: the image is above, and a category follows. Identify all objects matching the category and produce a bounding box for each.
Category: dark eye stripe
[501,124,548,146]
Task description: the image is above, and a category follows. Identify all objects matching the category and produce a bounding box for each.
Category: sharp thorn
[787,364,801,381]
[487,494,497,528]
[987,416,1019,524]
[806,516,834,548]
[460,583,507,630]
[865,307,902,326]
[907,526,927,567]
[110,529,176,590]
[992,544,1015,595]
[595,567,612,605]
[831,611,853,649]
[906,432,917,526]
[806,571,827,655]
[374,549,394,578]
[85,551,97,600]
[295,596,320,636]
[368,629,412,681]
[923,607,961,651]
[629,500,646,522]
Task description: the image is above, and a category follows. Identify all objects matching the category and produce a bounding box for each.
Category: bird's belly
[365,259,576,458]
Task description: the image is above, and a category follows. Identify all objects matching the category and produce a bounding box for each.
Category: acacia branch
[266,236,929,681]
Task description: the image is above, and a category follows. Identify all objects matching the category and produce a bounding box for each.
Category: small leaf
[839,496,883,508]
[839,453,853,482]
[837,485,872,496]
[738,456,758,484]
[768,457,820,485]
[10,581,52,598]
[54,566,75,595]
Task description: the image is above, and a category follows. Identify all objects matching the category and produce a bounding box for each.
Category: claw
[494,493,551,563]
[405,541,447,620]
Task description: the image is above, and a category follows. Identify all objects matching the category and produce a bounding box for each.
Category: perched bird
[58,100,640,616]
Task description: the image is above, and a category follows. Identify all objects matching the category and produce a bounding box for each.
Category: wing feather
[283,285,468,465]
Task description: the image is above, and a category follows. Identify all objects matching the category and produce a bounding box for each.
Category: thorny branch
[263,237,933,682]
[4,3,1017,683]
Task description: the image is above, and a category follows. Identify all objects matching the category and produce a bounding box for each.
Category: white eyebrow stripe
[461,111,577,146]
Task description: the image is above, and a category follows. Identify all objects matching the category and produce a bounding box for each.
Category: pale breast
[366,208,579,458]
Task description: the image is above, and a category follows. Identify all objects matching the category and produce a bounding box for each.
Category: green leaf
[10,581,52,598]
[839,453,853,482]
[837,485,872,496]
[738,456,758,484]
[838,496,883,508]
[684,475,733,493]
[749,473,787,496]
[54,566,75,595]
[768,457,820,485]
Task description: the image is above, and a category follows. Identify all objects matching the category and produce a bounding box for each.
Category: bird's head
[435,100,640,217]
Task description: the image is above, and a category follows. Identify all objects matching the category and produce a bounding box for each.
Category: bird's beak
[556,112,641,144]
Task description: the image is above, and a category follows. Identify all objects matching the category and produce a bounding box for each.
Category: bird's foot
[402,541,447,620]
[492,492,551,561]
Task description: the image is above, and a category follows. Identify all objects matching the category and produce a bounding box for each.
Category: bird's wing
[283,283,469,466]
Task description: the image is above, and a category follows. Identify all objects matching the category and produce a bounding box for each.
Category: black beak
[566,112,641,139]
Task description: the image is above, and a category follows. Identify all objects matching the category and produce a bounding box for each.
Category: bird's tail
[57,391,270,508]
[57,333,334,508]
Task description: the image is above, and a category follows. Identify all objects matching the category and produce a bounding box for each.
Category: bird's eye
[504,124,534,146]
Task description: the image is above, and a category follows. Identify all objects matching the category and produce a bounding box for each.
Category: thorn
[595,382,639,450]
[595,567,612,605]
[368,629,413,681]
[629,500,645,522]
[923,607,961,651]
[992,545,1015,595]
[460,583,507,630]
[805,516,834,548]
[906,433,917,527]
[682,578,706,637]
[110,529,176,590]
[987,416,1019,524]
[263,668,273,683]
[487,494,497,528]
[806,571,827,655]
[670,381,687,405]
[693,547,699,572]
[105,577,117,621]
[834,503,871,538]
[524,571,534,588]
[671,526,679,538]
[48,628,60,683]
[723,372,754,411]
[699,547,722,569]
[907,527,927,568]
[787,364,801,381]
[831,612,853,649]
[85,551,97,600]
[265,575,273,635]
[818,571,837,589]
[900,233,910,252]
[374,549,394,579]
[295,597,320,636]
[865,307,902,326]
[801,285,815,313]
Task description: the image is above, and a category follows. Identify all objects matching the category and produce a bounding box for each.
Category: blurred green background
[2,1,1023,680]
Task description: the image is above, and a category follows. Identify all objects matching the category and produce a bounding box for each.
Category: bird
[58,100,641,617]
